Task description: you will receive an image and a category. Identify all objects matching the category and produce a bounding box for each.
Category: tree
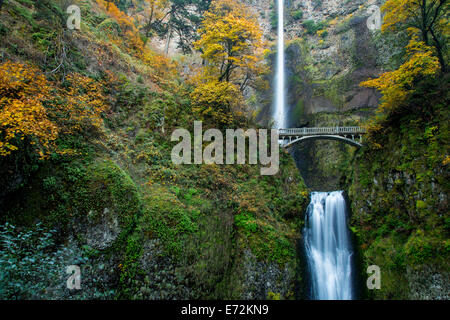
[0,61,57,158]
[189,0,266,126]
[51,73,108,135]
[143,0,211,53]
[361,37,440,115]
[381,0,448,71]
[142,0,170,38]
[194,0,265,89]
[190,79,240,126]
[0,61,108,158]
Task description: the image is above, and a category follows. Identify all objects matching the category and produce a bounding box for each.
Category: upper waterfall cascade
[273,0,286,128]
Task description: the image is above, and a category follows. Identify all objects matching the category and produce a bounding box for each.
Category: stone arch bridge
[278,126,367,148]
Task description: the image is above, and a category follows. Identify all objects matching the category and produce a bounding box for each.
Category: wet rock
[84,208,120,250]
[407,265,450,300]
[241,250,295,299]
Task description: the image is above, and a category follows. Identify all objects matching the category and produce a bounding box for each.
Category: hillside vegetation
[0,0,308,299]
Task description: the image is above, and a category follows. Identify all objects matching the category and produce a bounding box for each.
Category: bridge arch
[281,135,363,148]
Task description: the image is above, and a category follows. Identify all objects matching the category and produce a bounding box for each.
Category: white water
[273,0,285,128]
[304,191,354,300]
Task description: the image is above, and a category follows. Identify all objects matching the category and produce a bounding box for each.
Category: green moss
[119,232,144,296]
[404,230,441,265]
[84,160,142,225]
[291,10,303,20]
[136,184,201,259]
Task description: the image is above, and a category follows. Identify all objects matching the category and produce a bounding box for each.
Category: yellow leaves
[380,0,412,32]
[194,0,265,82]
[381,0,448,48]
[443,155,450,166]
[52,73,108,134]
[190,79,241,126]
[0,61,57,158]
[360,38,440,113]
[316,29,327,37]
[360,120,385,149]
[139,49,178,82]
[190,0,266,126]
[0,60,108,159]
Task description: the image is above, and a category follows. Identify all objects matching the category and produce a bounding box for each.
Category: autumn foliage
[0,61,57,158]
[0,61,108,159]
[190,79,240,125]
[359,0,446,148]
[361,38,440,114]
[380,0,447,70]
[50,73,107,134]
[190,0,266,126]
[360,38,440,148]
[194,0,265,84]
[95,0,177,83]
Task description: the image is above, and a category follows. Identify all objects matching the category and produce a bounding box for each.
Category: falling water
[273,0,285,128]
[304,191,354,300]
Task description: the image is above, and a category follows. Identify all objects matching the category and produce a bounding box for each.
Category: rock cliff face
[256,0,388,121]
[347,96,450,299]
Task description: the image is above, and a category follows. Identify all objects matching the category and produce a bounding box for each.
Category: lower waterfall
[304,191,354,300]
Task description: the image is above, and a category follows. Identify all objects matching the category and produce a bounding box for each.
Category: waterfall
[273,0,285,128]
[304,191,354,300]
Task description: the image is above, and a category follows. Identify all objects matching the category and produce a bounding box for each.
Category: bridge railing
[278,126,366,136]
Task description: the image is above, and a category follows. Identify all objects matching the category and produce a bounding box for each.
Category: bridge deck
[278,126,366,137]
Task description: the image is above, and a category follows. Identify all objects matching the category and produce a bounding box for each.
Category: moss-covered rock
[348,93,449,299]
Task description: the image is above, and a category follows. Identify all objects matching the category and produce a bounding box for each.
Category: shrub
[291,10,303,20]
[405,230,435,264]
[270,10,278,29]
[302,19,327,35]
[0,223,78,299]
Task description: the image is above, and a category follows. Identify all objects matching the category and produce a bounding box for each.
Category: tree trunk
[421,0,429,45]
[164,29,172,56]
[429,27,446,72]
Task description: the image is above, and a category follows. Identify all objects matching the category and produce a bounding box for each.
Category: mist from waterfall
[304,191,354,300]
[273,0,285,128]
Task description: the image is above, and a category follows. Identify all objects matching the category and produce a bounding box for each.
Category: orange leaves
[94,0,176,82]
[96,0,136,32]
[0,60,108,159]
[50,73,107,134]
[0,61,57,158]
[360,38,440,114]
[139,48,178,82]
[95,0,145,55]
